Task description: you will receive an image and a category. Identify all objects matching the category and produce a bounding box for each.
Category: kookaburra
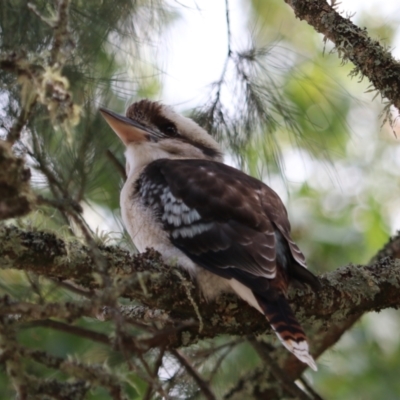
[100,100,321,371]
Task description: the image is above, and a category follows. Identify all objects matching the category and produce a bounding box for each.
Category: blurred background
[1,0,400,398]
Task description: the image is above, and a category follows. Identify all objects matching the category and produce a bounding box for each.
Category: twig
[250,339,312,400]
[6,98,36,144]
[106,150,127,181]
[50,278,94,298]
[50,0,72,65]
[28,0,73,66]
[143,346,167,400]
[136,351,170,399]
[207,340,239,384]
[37,195,83,214]
[170,349,217,400]
[205,0,234,123]
[224,0,232,57]
[299,376,325,400]
[25,348,126,399]
[21,319,111,345]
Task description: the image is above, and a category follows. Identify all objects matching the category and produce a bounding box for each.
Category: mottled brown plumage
[100,100,321,370]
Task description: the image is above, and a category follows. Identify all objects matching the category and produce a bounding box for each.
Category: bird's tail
[255,293,317,371]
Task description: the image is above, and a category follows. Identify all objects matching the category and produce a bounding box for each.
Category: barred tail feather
[255,293,317,371]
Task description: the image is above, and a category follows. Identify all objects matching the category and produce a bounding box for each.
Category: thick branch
[284,0,400,111]
[1,225,400,350]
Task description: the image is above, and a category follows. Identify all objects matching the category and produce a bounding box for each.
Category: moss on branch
[1,225,400,351]
[0,142,33,219]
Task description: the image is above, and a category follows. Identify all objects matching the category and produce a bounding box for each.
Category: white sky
[162,0,246,108]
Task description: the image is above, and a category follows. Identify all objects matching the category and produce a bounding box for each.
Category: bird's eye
[162,124,178,137]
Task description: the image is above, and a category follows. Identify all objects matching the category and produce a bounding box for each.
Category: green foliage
[315,310,400,400]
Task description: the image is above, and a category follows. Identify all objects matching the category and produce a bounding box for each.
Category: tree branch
[284,0,400,112]
[1,224,400,351]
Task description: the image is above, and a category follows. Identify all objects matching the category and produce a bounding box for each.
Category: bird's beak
[100,107,154,146]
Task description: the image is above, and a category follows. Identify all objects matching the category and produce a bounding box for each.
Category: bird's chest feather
[120,174,168,253]
[120,171,201,277]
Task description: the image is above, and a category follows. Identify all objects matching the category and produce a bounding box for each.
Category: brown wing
[260,185,321,290]
[137,159,293,284]
[260,185,307,268]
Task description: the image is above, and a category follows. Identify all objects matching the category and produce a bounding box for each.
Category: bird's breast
[120,174,200,276]
[120,175,167,252]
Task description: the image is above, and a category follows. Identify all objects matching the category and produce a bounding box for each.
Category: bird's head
[100,100,222,176]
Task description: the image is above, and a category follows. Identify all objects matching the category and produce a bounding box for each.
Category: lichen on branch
[0,142,33,219]
[1,225,400,350]
[284,0,400,112]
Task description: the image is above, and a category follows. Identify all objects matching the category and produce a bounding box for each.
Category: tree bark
[1,225,399,351]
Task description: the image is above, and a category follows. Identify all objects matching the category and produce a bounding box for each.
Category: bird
[100,100,321,371]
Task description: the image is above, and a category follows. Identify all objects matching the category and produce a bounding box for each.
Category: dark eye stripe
[179,137,222,158]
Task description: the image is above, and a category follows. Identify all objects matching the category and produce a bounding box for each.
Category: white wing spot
[181,209,201,224]
[171,223,213,238]
[157,188,202,228]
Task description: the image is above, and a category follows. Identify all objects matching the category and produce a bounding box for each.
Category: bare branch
[170,348,217,400]
[6,98,36,144]
[250,340,313,400]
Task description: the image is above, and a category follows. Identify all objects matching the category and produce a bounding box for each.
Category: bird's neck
[124,142,168,180]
